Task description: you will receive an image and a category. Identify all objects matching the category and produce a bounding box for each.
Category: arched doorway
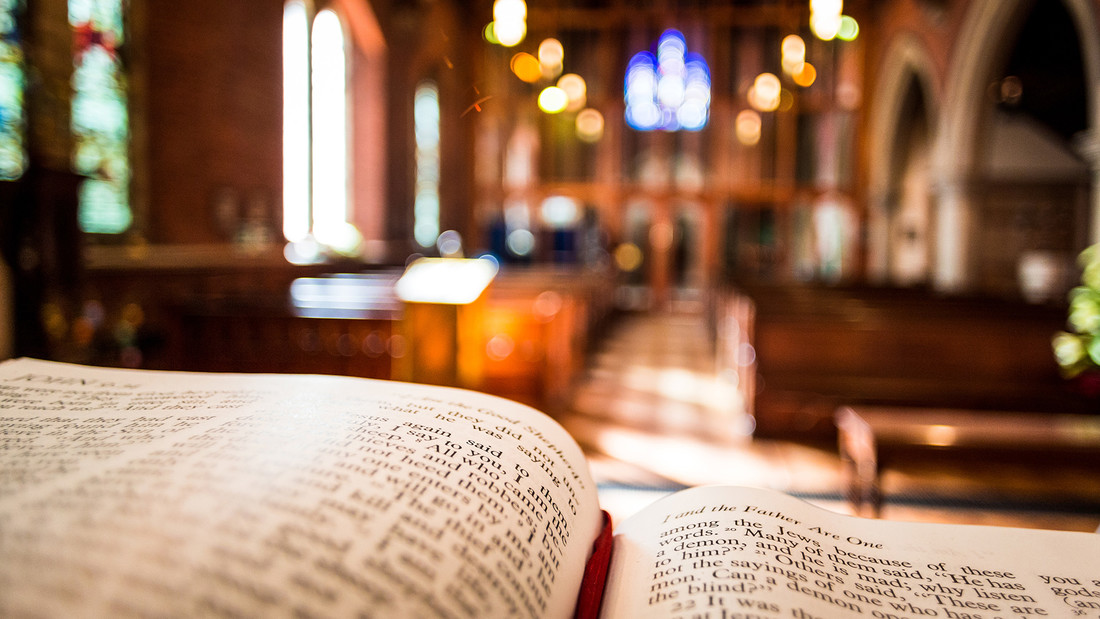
[888,76,935,287]
[935,0,1099,296]
[865,34,939,286]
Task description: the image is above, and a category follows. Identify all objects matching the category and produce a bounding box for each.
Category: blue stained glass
[0,0,26,180]
[624,29,710,132]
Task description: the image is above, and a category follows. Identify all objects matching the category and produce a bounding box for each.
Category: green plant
[1053,245,1100,376]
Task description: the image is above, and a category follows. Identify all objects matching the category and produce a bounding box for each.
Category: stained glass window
[0,0,25,180]
[624,29,711,132]
[70,0,130,233]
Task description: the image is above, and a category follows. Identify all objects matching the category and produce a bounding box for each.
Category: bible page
[0,358,603,618]
[601,485,1100,619]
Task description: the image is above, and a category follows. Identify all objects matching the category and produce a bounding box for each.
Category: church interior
[2,0,1100,531]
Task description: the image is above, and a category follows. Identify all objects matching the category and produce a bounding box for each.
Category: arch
[1063,0,1100,244]
[865,34,939,283]
[935,0,1100,290]
[282,0,388,256]
[332,0,388,247]
[1063,0,1100,130]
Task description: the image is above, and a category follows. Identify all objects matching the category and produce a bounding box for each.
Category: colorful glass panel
[0,0,25,180]
[70,0,130,233]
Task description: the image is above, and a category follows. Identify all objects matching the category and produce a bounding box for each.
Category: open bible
[2,358,1099,618]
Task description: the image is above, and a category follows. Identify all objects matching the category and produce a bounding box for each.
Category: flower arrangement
[1052,245,1100,377]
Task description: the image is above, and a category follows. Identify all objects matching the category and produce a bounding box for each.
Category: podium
[393,257,498,388]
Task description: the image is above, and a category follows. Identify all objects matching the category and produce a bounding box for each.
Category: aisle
[555,311,1100,532]
[554,311,843,523]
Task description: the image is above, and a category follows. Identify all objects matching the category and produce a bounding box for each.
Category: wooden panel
[723,283,1096,438]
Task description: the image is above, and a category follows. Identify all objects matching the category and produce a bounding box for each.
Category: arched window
[282,0,310,244]
[284,2,354,254]
[0,0,26,181]
[70,0,130,234]
[413,80,439,248]
[309,8,351,251]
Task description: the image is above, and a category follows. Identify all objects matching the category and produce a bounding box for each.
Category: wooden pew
[167,266,616,411]
[478,266,616,410]
[718,283,1096,438]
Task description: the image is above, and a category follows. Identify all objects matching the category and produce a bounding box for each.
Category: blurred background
[2,0,1099,529]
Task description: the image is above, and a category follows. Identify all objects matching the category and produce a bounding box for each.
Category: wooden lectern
[393,257,498,388]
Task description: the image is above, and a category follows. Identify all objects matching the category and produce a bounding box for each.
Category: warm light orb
[735,109,762,146]
[748,72,781,112]
[575,108,605,143]
[494,19,526,47]
[510,52,542,83]
[753,72,781,101]
[793,62,817,87]
[778,88,795,112]
[811,13,841,40]
[491,0,527,46]
[780,34,805,76]
[538,38,564,68]
[557,73,587,111]
[538,86,569,113]
[809,0,843,40]
[614,243,644,272]
[538,39,565,80]
[493,0,526,23]
[781,34,805,61]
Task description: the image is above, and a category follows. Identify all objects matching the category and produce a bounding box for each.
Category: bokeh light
[614,243,644,272]
[735,109,762,146]
[810,0,843,41]
[493,0,526,22]
[837,15,860,41]
[538,38,564,80]
[482,22,499,45]
[510,52,542,83]
[492,0,527,47]
[780,34,805,76]
[540,195,580,227]
[793,62,817,87]
[507,228,535,256]
[575,108,605,142]
[538,38,563,63]
[538,86,569,113]
[495,20,526,47]
[557,73,587,111]
[748,72,781,112]
[624,29,710,131]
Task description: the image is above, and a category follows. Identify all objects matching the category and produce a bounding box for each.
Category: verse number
[670,599,696,612]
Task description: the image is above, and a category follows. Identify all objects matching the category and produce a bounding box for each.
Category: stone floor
[555,310,1100,533]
